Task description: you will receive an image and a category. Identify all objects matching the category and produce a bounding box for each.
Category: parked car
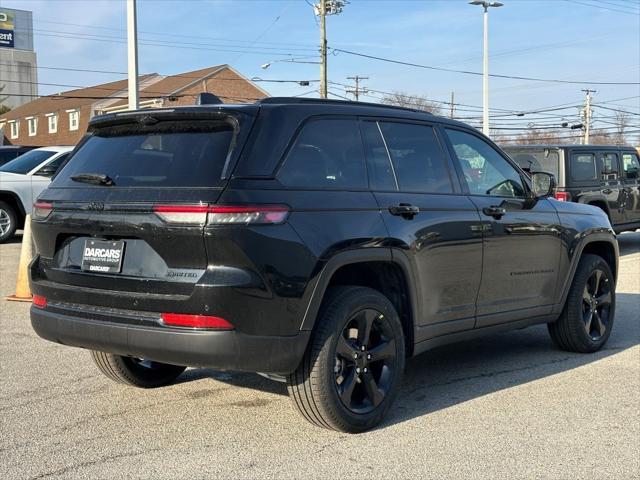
[0,145,41,167]
[502,144,640,233]
[29,99,618,433]
[0,146,73,242]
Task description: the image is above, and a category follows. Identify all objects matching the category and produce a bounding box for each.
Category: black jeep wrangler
[30,98,618,432]
[503,144,640,233]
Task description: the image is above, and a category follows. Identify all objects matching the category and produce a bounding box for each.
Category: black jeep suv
[30,98,618,433]
[503,144,640,233]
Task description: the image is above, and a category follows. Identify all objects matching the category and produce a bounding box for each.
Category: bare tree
[499,128,573,145]
[589,128,614,145]
[613,110,629,145]
[380,91,442,115]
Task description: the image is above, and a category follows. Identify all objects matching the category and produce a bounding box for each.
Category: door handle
[482,206,507,219]
[389,203,420,219]
[602,188,612,194]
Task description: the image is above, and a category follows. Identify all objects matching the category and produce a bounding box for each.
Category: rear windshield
[0,150,56,175]
[53,120,235,188]
[503,148,560,179]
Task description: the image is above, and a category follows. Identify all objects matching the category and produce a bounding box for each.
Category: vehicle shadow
[3,233,23,245]
[176,291,639,430]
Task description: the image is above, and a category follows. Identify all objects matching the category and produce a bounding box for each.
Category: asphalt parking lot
[0,232,638,479]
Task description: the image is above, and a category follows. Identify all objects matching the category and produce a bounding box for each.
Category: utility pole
[346,76,368,101]
[581,89,595,145]
[314,1,345,99]
[319,0,327,99]
[449,91,455,118]
[126,0,139,110]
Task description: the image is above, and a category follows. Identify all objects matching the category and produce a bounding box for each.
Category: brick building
[0,65,268,146]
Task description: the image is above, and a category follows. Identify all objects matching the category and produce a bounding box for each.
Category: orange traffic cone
[6,214,34,302]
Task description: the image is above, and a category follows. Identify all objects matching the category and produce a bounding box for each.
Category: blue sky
[2,0,639,136]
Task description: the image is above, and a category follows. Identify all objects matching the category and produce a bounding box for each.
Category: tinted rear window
[53,120,235,188]
[277,118,367,189]
[571,153,597,181]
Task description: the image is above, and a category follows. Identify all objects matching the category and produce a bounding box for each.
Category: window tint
[0,151,19,165]
[0,150,56,175]
[278,118,367,189]
[601,153,619,177]
[623,153,640,180]
[54,120,235,188]
[378,122,452,193]
[571,153,597,181]
[445,129,525,197]
[361,121,396,191]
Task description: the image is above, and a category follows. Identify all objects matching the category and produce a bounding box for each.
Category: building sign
[0,10,15,48]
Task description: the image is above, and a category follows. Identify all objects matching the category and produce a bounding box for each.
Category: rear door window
[570,153,597,182]
[600,153,619,180]
[622,153,640,180]
[277,118,367,189]
[375,122,453,193]
[53,120,235,188]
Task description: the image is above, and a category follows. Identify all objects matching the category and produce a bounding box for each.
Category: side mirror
[35,164,58,178]
[530,171,556,198]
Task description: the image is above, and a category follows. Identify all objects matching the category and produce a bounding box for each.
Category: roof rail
[256,96,431,114]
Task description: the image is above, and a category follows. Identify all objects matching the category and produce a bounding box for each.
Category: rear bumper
[30,305,310,374]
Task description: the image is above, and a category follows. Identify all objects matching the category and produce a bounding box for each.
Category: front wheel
[90,351,186,388]
[287,286,405,433]
[548,254,615,353]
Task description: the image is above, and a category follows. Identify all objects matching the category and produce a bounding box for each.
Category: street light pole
[470,1,503,137]
[482,4,489,136]
[127,0,139,110]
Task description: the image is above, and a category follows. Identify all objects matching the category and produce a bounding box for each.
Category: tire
[548,254,615,353]
[90,351,186,388]
[287,286,405,433]
[0,201,17,243]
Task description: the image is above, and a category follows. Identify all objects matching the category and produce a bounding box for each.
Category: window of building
[67,109,80,131]
[47,113,58,134]
[570,153,597,181]
[277,118,367,189]
[9,120,19,139]
[27,117,37,137]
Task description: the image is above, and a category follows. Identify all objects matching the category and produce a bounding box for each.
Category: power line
[331,48,640,85]
[563,0,640,15]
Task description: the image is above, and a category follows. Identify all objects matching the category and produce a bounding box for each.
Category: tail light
[33,295,47,308]
[554,191,570,202]
[161,313,234,330]
[153,204,289,225]
[32,201,53,220]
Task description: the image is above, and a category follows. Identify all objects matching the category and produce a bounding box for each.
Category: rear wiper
[70,173,115,186]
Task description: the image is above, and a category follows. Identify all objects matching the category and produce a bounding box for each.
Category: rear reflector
[33,295,47,308]
[161,313,234,330]
[153,204,209,224]
[554,191,570,202]
[207,205,289,225]
[153,204,289,225]
[32,201,53,220]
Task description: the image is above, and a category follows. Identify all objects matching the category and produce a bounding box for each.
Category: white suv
[0,146,73,242]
